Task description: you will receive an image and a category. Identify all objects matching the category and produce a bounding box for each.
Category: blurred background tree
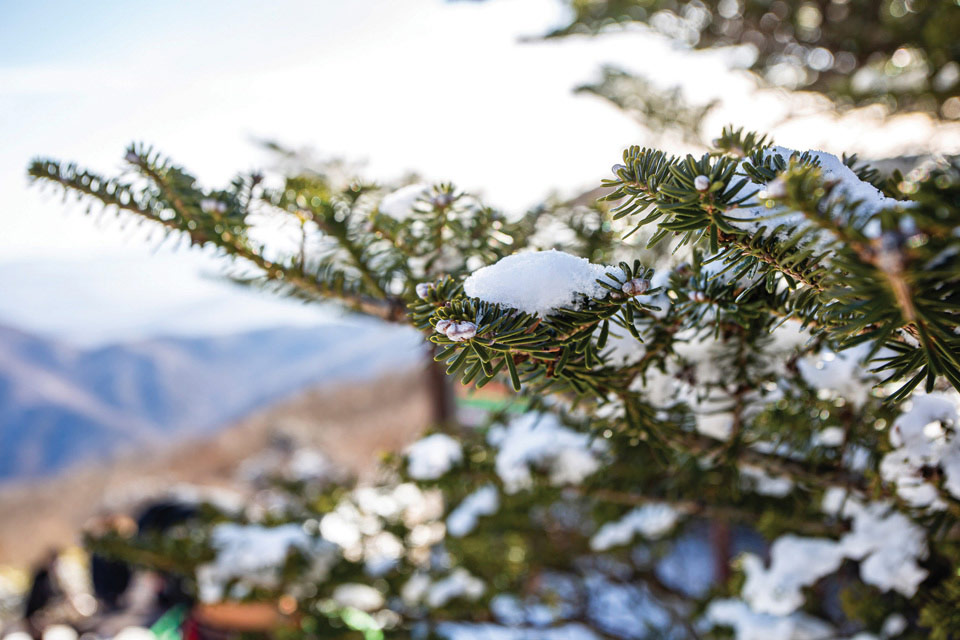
[539,0,960,118]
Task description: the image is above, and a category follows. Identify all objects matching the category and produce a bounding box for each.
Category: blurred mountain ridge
[0,321,422,481]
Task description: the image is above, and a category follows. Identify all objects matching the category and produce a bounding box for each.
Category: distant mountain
[0,322,423,481]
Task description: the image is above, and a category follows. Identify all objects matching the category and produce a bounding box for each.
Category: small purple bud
[621,278,651,296]
[447,321,477,342]
[435,319,454,335]
[416,282,433,300]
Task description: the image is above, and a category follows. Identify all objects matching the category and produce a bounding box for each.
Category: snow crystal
[380,183,429,219]
[427,568,485,608]
[447,485,500,537]
[332,583,385,611]
[463,250,613,317]
[880,391,960,509]
[590,503,680,551]
[741,536,844,615]
[488,413,604,493]
[703,598,834,640]
[196,523,335,603]
[406,433,463,480]
[739,465,794,497]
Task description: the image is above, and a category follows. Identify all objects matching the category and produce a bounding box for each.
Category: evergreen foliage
[27,128,960,638]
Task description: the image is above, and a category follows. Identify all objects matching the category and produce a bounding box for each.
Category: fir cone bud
[434,319,454,335]
[124,151,140,164]
[446,321,477,342]
[415,282,433,300]
[694,175,710,192]
[432,193,454,208]
[691,291,708,303]
[621,278,650,296]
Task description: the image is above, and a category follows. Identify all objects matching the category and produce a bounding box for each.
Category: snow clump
[487,413,605,494]
[728,146,911,238]
[380,183,429,219]
[703,598,835,640]
[447,485,500,537]
[880,391,960,510]
[427,568,486,608]
[464,250,613,317]
[740,496,928,616]
[590,503,681,551]
[196,523,336,603]
[406,433,463,480]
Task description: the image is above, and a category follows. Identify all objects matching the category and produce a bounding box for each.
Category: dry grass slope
[0,367,432,567]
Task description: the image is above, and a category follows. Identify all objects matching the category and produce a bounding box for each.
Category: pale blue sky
[1,0,956,344]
